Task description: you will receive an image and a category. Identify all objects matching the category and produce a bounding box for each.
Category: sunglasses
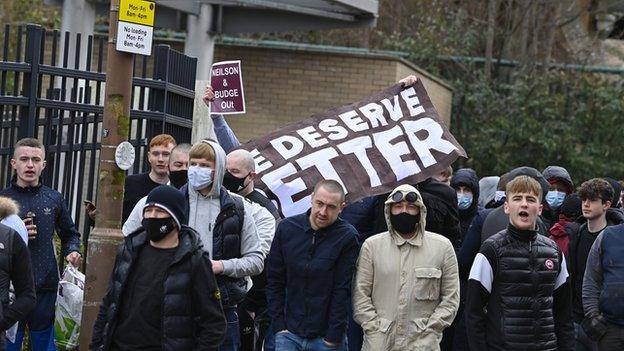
[391,191,419,203]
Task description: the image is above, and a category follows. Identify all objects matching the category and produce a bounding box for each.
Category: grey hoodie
[188,140,264,278]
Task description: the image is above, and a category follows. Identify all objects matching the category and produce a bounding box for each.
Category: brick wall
[212,44,453,144]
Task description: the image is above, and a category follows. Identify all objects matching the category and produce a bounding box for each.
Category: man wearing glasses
[122,134,176,223]
[353,184,459,350]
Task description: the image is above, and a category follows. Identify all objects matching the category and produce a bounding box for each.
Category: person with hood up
[542,166,575,231]
[549,193,582,257]
[182,139,263,351]
[478,176,499,209]
[353,184,459,351]
[447,168,481,351]
[450,168,481,240]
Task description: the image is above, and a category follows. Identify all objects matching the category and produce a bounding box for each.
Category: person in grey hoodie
[182,139,263,351]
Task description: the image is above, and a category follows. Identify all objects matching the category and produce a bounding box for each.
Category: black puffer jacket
[466,225,574,350]
[90,227,226,351]
[450,168,481,239]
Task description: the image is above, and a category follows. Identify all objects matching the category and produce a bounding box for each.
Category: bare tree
[485,0,498,80]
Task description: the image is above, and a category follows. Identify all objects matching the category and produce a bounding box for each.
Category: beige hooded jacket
[353,184,459,351]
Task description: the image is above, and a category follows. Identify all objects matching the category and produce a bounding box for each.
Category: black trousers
[598,322,624,351]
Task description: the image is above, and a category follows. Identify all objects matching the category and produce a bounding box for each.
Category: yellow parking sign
[119,0,155,27]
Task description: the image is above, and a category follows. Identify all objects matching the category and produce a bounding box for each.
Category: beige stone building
[205,38,453,144]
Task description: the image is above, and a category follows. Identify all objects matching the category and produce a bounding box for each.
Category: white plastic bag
[54,265,85,349]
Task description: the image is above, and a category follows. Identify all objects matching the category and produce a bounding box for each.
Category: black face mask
[390,212,420,235]
[223,171,249,193]
[169,170,188,189]
[142,217,176,242]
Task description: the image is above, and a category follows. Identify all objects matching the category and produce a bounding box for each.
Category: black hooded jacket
[91,226,226,351]
[451,168,481,239]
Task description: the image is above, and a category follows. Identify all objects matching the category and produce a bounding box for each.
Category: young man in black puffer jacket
[91,185,226,351]
[466,175,574,351]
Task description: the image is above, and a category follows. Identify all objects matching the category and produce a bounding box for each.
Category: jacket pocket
[378,317,393,333]
[414,268,442,300]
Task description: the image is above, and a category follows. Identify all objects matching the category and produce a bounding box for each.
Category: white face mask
[187,165,213,190]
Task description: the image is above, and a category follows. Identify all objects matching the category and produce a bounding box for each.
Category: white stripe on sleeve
[469,253,494,293]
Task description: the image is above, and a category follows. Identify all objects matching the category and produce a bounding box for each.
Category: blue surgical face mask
[494,190,506,203]
[546,191,566,210]
[187,165,213,190]
[457,193,473,210]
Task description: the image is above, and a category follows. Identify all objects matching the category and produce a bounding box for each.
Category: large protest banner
[243,79,467,217]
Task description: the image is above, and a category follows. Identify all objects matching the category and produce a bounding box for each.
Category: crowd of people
[0,77,621,351]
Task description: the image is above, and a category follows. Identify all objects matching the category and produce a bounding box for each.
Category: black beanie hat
[560,193,582,219]
[144,185,187,229]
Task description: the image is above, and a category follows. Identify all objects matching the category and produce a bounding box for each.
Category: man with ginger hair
[122,134,176,223]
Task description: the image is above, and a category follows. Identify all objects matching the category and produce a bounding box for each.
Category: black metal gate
[0,24,197,242]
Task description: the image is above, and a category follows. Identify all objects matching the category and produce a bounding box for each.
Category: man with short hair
[466,175,574,350]
[267,180,358,351]
[168,143,192,188]
[223,149,278,351]
[91,185,227,350]
[353,184,459,350]
[122,134,176,223]
[122,142,190,236]
[224,149,280,220]
[1,138,81,351]
[568,178,622,350]
[183,139,263,351]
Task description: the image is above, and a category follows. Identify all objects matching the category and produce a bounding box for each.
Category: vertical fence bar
[18,24,42,139]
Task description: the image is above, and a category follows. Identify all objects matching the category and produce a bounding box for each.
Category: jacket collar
[10,176,42,193]
[507,223,537,242]
[127,227,197,265]
[390,229,423,247]
[303,209,345,235]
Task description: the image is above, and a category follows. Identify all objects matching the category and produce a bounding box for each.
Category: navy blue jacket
[0,180,81,291]
[340,196,378,244]
[266,211,358,343]
[595,224,624,325]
